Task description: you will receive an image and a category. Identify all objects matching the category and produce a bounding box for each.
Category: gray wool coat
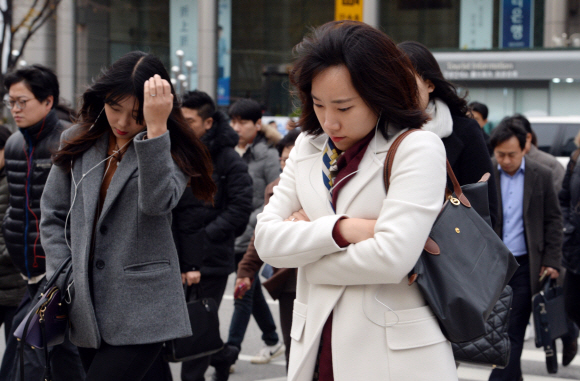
[40,127,192,349]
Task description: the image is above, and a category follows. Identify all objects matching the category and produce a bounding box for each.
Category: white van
[527,116,580,168]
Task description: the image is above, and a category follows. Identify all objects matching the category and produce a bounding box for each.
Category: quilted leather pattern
[452,286,513,368]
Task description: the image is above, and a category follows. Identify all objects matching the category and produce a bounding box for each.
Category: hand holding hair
[143,74,173,139]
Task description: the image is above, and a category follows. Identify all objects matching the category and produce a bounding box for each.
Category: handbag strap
[44,257,72,293]
[383,129,472,285]
[383,129,470,208]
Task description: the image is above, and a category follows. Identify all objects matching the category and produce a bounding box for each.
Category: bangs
[104,88,144,125]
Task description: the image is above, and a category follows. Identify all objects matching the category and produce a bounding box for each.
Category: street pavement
[1,272,579,380]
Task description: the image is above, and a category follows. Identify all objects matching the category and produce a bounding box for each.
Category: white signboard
[459,0,493,50]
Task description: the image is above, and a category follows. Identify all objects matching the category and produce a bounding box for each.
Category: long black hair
[53,51,215,202]
[291,21,428,137]
[398,41,469,117]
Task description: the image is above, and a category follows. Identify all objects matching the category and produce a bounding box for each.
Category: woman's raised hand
[143,74,173,139]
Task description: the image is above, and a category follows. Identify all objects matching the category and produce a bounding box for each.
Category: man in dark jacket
[490,119,563,381]
[173,91,253,381]
[0,65,84,380]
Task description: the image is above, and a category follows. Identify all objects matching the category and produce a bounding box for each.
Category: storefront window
[230,0,333,115]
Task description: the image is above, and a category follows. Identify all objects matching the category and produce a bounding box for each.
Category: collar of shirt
[498,156,526,177]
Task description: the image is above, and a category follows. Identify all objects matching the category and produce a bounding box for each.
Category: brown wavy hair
[290,20,428,138]
[52,51,215,202]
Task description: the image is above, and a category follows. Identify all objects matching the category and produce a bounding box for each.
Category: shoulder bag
[532,277,569,374]
[13,256,74,381]
[163,285,223,362]
[384,129,519,343]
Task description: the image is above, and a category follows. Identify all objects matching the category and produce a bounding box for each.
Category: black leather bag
[163,285,223,362]
[384,130,519,343]
[532,278,569,374]
[452,286,513,368]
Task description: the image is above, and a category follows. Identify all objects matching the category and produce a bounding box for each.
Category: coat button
[100,225,108,234]
[96,260,105,269]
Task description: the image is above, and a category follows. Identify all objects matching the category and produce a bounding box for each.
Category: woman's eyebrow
[311,94,356,104]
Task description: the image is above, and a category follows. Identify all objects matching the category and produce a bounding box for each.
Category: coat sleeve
[452,118,499,228]
[303,132,447,286]
[542,169,563,270]
[171,190,204,272]
[134,131,188,216]
[204,150,253,242]
[255,134,347,267]
[559,154,574,225]
[40,153,73,279]
[263,147,282,186]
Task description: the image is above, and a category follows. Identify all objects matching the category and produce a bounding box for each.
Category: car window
[531,123,560,154]
[560,124,580,157]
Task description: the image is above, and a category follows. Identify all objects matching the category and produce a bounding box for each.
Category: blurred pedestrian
[490,119,563,381]
[175,90,253,381]
[0,124,27,372]
[235,128,301,370]
[0,64,85,381]
[398,41,498,228]
[40,51,215,381]
[510,114,566,192]
[218,99,283,380]
[469,101,493,155]
[255,20,456,381]
[261,119,282,146]
[558,129,580,365]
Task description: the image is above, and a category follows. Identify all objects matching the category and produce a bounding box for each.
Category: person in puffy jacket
[0,124,25,341]
[174,90,253,381]
[0,64,85,381]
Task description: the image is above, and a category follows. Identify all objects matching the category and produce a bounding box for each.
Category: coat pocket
[385,306,447,350]
[124,260,170,274]
[290,300,308,342]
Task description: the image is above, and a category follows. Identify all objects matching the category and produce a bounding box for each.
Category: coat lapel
[335,132,390,214]
[523,161,536,218]
[98,142,138,223]
[492,165,503,235]
[81,133,108,233]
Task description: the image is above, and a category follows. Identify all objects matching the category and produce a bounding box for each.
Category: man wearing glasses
[0,65,84,380]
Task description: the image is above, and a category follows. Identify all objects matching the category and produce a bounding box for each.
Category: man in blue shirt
[490,119,563,381]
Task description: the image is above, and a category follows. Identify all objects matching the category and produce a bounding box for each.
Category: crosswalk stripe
[458,366,578,381]
[521,348,580,367]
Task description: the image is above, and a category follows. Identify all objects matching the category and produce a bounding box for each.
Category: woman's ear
[426,79,435,94]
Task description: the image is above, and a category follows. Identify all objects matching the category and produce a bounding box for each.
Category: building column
[56,0,75,105]
[198,0,218,100]
[364,0,380,28]
[544,0,567,47]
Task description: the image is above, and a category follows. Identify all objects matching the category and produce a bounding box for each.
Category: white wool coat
[255,128,459,381]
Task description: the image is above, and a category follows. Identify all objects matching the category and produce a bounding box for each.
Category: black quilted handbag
[452,286,513,368]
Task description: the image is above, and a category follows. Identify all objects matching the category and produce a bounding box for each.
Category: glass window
[531,123,560,154]
[560,125,580,157]
[230,1,333,115]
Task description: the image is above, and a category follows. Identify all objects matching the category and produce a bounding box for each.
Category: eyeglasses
[3,99,30,110]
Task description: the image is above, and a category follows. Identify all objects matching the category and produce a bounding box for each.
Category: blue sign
[500,0,534,48]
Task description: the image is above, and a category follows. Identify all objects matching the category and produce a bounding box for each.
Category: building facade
[12,0,580,122]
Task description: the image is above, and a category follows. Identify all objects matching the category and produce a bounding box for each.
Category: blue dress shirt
[499,158,527,256]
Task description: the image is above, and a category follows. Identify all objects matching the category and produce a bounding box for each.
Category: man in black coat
[173,91,253,381]
[0,65,84,380]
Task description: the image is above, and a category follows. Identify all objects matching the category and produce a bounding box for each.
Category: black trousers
[564,270,580,327]
[78,341,163,381]
[278,291,296,370]
[180,274,229,381]
[0,305,17,341]
[489,257,531,381]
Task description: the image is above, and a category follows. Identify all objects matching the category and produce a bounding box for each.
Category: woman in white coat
[254,21,458,381]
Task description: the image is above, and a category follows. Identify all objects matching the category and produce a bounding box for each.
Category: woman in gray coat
[40,52,215,381]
